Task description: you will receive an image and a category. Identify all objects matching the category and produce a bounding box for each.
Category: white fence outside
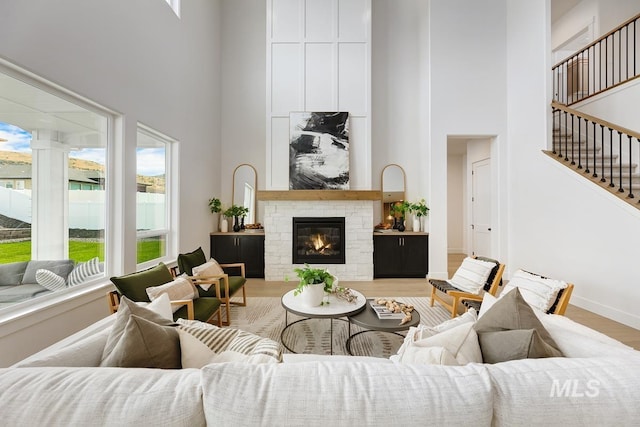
[0,187,165,230]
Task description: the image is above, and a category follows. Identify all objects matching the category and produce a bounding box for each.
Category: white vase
[413,217,421,232]
[220,218,229,233]
[299,282,326,307]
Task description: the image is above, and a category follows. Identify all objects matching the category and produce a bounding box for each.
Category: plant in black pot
[224,205,249,232]
[392,200,411,231]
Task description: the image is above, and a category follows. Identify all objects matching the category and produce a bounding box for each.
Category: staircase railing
[551,101,640,204]
[552,13,640,106]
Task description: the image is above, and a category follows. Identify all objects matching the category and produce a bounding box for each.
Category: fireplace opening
[292,217,345,264]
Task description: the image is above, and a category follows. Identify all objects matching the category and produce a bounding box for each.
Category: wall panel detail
[267,0,371,190]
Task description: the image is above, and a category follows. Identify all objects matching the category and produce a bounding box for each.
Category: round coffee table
[346,299,421,356]
[281,289,366,354]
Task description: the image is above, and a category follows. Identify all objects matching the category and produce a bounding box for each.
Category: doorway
[471,158,491,256]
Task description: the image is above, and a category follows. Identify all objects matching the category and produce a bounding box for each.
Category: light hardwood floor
[244,254,640,350]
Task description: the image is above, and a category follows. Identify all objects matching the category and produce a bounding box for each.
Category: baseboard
[426,271,449,280]
[571,295,640,330]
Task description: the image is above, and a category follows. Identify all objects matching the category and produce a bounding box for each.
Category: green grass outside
[0,239,164,264]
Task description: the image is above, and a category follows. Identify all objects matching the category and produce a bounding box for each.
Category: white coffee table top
[281,289,367,318]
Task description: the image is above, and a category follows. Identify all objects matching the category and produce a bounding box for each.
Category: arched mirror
[232,164,257,224]
[381,164,406,226]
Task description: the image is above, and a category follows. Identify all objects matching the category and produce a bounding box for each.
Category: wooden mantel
[257,190,381,201]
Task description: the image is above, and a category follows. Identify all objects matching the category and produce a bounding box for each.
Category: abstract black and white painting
[289,112,349,190]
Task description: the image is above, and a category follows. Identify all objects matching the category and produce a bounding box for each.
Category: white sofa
[1,305,639,426]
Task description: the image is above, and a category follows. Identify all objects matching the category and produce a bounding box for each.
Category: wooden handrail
[551,101,640,140]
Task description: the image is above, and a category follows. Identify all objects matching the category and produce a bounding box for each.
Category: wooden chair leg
[430,286,436,307]
[450,296,459,318]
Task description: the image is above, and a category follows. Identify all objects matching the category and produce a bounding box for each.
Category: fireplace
[292,217,345,264]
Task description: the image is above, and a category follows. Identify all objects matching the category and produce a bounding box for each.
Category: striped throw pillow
[36,269,67,291]
[67,257,102,287]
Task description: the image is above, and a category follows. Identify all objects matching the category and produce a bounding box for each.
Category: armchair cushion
[448,257,496,295]
[502,269,568,313]
[173,297,222,323]
[110,262,174,303]
[177,247,207,276]
[198,276,246,299]
[146,277,198,312]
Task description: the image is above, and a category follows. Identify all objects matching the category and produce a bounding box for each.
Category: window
[0,64,110,311]
[136,126,176,267]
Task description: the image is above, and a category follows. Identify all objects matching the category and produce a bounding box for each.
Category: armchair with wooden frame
[429,256,505,318]
[107,262,223,326]
[176,247,247,326]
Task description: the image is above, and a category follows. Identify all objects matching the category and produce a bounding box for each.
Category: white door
[471,158,492,257]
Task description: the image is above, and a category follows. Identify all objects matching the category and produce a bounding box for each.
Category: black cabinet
[373,233,428,278]
[210,233,265,278]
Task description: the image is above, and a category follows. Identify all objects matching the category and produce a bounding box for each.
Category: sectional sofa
[1,293,639,426]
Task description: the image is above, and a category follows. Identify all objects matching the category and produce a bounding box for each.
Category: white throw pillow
[35,269,67,291]
[478,293,498,318]
[448,257,496,295]
[192,259,225,291]
[146,277,198,313]
[177,329,218,368]
[395,322,483,365]
[501,269,568,313]
[193,259,224,277]
[138,293,174,321]
[67,256,102,287]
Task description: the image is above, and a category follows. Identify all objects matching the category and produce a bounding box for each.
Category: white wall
[220,0,267,220]
[507,0,640,329]
[428,0,508,279]
[0,0,222,366]
[446,153,464,253]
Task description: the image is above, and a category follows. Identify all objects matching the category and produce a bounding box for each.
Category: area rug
[226,297,451,358]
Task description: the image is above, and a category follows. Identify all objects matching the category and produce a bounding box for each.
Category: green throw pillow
[110,262,174,302]
[177,247,207,276]
[473,287,563,363]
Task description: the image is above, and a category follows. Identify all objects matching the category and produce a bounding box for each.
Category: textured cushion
[23,260,75,284]
[177,247,207,276]
[14,329,110,368]
[448,257,496,294]
[0,367,206,426]
[395,322,482,366]
[100,315,181,369]
[35,269,67,291]
[201,362,494,426]
[0,261,28,286]
[502,269,568,313]
[474,288,563,363]
[101,296,175,362]
[67,257,102,287]
[146,277,198,312]
[110,262,174,302]
[486,357,640,426]
[176,318,282,365]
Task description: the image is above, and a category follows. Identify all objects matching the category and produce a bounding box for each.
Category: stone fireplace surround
[262,199,375,281]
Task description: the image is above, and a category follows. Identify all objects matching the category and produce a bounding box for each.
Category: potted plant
[208,197,222,231]
[292,264,335,307]
[410,199,429,232]
[392,200,411,231]
[224,204,249,232]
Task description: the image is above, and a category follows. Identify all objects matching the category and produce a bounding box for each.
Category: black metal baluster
[592,122,598,178]
[563,110,568,160]
[619,131,625,193]
[601,125,606,182]
[628,135,634,199]
[577,116,582,168]
[609,128,615,187]
[570,114,576,165]
[584,118,590,173]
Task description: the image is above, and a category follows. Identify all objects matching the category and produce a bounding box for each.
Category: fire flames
[309,233,333,254]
